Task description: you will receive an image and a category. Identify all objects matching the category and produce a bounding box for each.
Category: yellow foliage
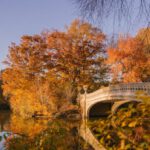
[2,19,107,117]
[128,121,137,128]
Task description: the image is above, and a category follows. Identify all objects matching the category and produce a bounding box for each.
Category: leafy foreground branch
[89,100,150,150]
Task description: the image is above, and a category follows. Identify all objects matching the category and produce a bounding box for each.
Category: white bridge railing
[83,82,150,100]
[109,82,150,93]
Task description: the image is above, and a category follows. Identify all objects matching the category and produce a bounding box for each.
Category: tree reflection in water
[0,113,92,150]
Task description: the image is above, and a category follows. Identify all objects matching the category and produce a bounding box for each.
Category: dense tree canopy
[107,28,150,83]
[2,19,150,118]
[2,20,107,117]
[47,20,107,86]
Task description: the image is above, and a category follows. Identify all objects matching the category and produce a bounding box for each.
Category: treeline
[0,74,3,103]
[0,71,9,110]
[1,20,150,117]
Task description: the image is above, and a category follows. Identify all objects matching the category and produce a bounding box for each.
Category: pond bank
[32,105,82,121]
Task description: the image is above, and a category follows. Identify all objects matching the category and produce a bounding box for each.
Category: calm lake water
[0,111,93,150]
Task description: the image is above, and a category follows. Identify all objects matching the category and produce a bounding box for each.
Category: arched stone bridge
[79,82,150,118]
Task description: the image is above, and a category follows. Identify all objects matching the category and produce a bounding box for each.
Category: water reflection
[0,111,93,150]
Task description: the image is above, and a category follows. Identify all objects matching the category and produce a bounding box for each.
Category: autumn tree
[107,29,150,83]
[47,20,107,90]
[2,35,57,117]
[2,20,107,117]
[136,27,150,54]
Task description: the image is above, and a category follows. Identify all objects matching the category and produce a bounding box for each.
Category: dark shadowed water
[0,111,93,150]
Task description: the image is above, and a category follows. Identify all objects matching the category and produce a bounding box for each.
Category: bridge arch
[80,82,150,118]
[87,99,141,118]
[87,101,114,118]
[112,99,141,114]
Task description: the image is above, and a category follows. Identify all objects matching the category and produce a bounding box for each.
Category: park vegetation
[2,20,107,117]
[107,28,150,83]
[89,93,150,149]
[1,20,150,118]
[0,19,150,150]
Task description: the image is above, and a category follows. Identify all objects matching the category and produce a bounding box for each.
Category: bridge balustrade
[80,82,150,103]
[109,82,150,94]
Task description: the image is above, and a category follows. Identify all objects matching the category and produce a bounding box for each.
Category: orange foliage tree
[47,20,107,90]
[2,35,57,117]
[2,20,107,117]
[107,29,150,83]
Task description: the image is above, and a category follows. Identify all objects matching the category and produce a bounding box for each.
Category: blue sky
[0,0,147,69]
[0,0,78,69]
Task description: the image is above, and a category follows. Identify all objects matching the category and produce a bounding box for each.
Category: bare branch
[73,0,150,24]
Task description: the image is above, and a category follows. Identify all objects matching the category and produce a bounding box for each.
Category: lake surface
[0,111,93,150]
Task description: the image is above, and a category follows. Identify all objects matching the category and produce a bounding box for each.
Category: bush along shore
[89,98,150,150]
